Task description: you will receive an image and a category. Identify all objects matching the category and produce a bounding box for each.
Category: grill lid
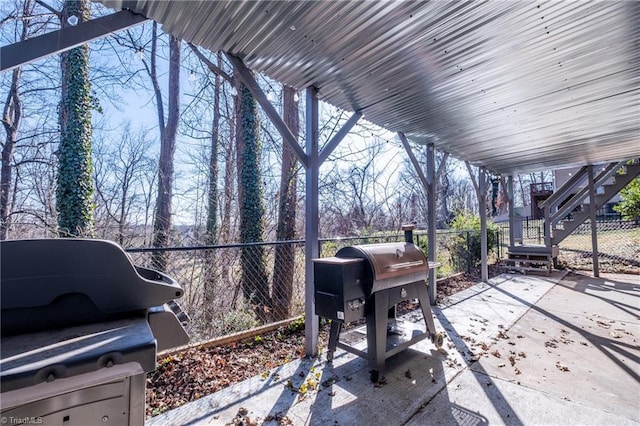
[1,239,183,312]
[0,239,185,335]
[336,242,428,293]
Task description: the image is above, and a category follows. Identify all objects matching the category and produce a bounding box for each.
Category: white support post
[479,167,489,282]
[398,134,439,303]
[304,87,320,356]
[426,143,437,303]
[398,133,431,195]
[506,176,516,248]
[319,111,362,164]
[587,165,600,277]
[544,203,552,248]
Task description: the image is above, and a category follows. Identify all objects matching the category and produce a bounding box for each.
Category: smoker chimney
[401,223,416,244]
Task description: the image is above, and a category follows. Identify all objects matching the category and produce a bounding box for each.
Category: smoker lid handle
[386,260,424,271]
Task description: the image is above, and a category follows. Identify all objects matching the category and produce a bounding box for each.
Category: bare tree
[146,24,181,270]
[93,123,156,245]
[320,139,393,235]
[1,65,22,240]
[272,85,299,320]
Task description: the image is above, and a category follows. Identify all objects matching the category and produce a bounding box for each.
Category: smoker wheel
[370,370,379,383]
[326,351,334,363]
[432,332,444,349]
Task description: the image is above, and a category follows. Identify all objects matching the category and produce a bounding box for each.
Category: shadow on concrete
[179,360,314,425]
[303,348,450,425]
[491,272,639,384]
[560,274,640,320]
[434,309,525,426]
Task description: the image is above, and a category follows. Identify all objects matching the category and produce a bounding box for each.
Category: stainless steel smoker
[0,238,189,425]
[314,226,443,382]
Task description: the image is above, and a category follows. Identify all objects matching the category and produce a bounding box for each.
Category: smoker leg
[367,291,390,382]
[416,282,443,347]
[388,305,397,319]
[326,320,342,363]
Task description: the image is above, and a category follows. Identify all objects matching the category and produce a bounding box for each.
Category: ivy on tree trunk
[56,0,95,237]
[236,79,271,323]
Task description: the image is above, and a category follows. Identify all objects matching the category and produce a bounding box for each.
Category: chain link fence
[127,229,504,344]
[556,219,640,273]
[496,217,640,273]
[127,241,306,343]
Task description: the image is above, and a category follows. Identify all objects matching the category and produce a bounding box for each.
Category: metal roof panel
[98,0,640,175]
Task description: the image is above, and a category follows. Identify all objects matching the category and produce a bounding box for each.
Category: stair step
[548,158,639,246]
[621,162,640,174]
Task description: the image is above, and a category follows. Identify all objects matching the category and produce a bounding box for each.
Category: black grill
[0,238,189,425]
[314,226,443,382]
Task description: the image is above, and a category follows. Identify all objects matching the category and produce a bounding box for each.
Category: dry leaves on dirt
[146,270,487,418]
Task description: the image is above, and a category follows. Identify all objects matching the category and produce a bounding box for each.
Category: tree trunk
[151,34,181,270]
[1,67,22,240]
[221,90,235,307]
[203,52,222,324]
[272,85,299,320]
[206,53,222,245]
[57,0,94,238]
[235,77,271,323]
[221,121,235,244]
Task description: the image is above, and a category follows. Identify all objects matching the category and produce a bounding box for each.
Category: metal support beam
[504,176,516,248]
[465,162,489,282]
[225,53,308,169]
[479,167,489,282]
[465,161,481,197]
[426,143,437,304]
[398,134,440,303]
[544,202,552,248]
[1,10,148,73]
[318,111,362,164]
[587,165,600,277]
[398,132,431,196]
[435,152,450,180]
[304,86,320,356]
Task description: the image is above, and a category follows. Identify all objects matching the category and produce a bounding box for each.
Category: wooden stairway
[539,159,640,247]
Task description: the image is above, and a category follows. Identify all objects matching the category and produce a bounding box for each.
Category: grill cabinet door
[313,257,365,323]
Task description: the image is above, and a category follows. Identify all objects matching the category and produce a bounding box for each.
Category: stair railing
[540,160,628,247]
[550,162,623,226]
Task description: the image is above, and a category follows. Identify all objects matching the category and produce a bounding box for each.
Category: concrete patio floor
[147,271,640,426]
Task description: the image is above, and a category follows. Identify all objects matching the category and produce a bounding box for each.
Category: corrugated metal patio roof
[98,0,639,175]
